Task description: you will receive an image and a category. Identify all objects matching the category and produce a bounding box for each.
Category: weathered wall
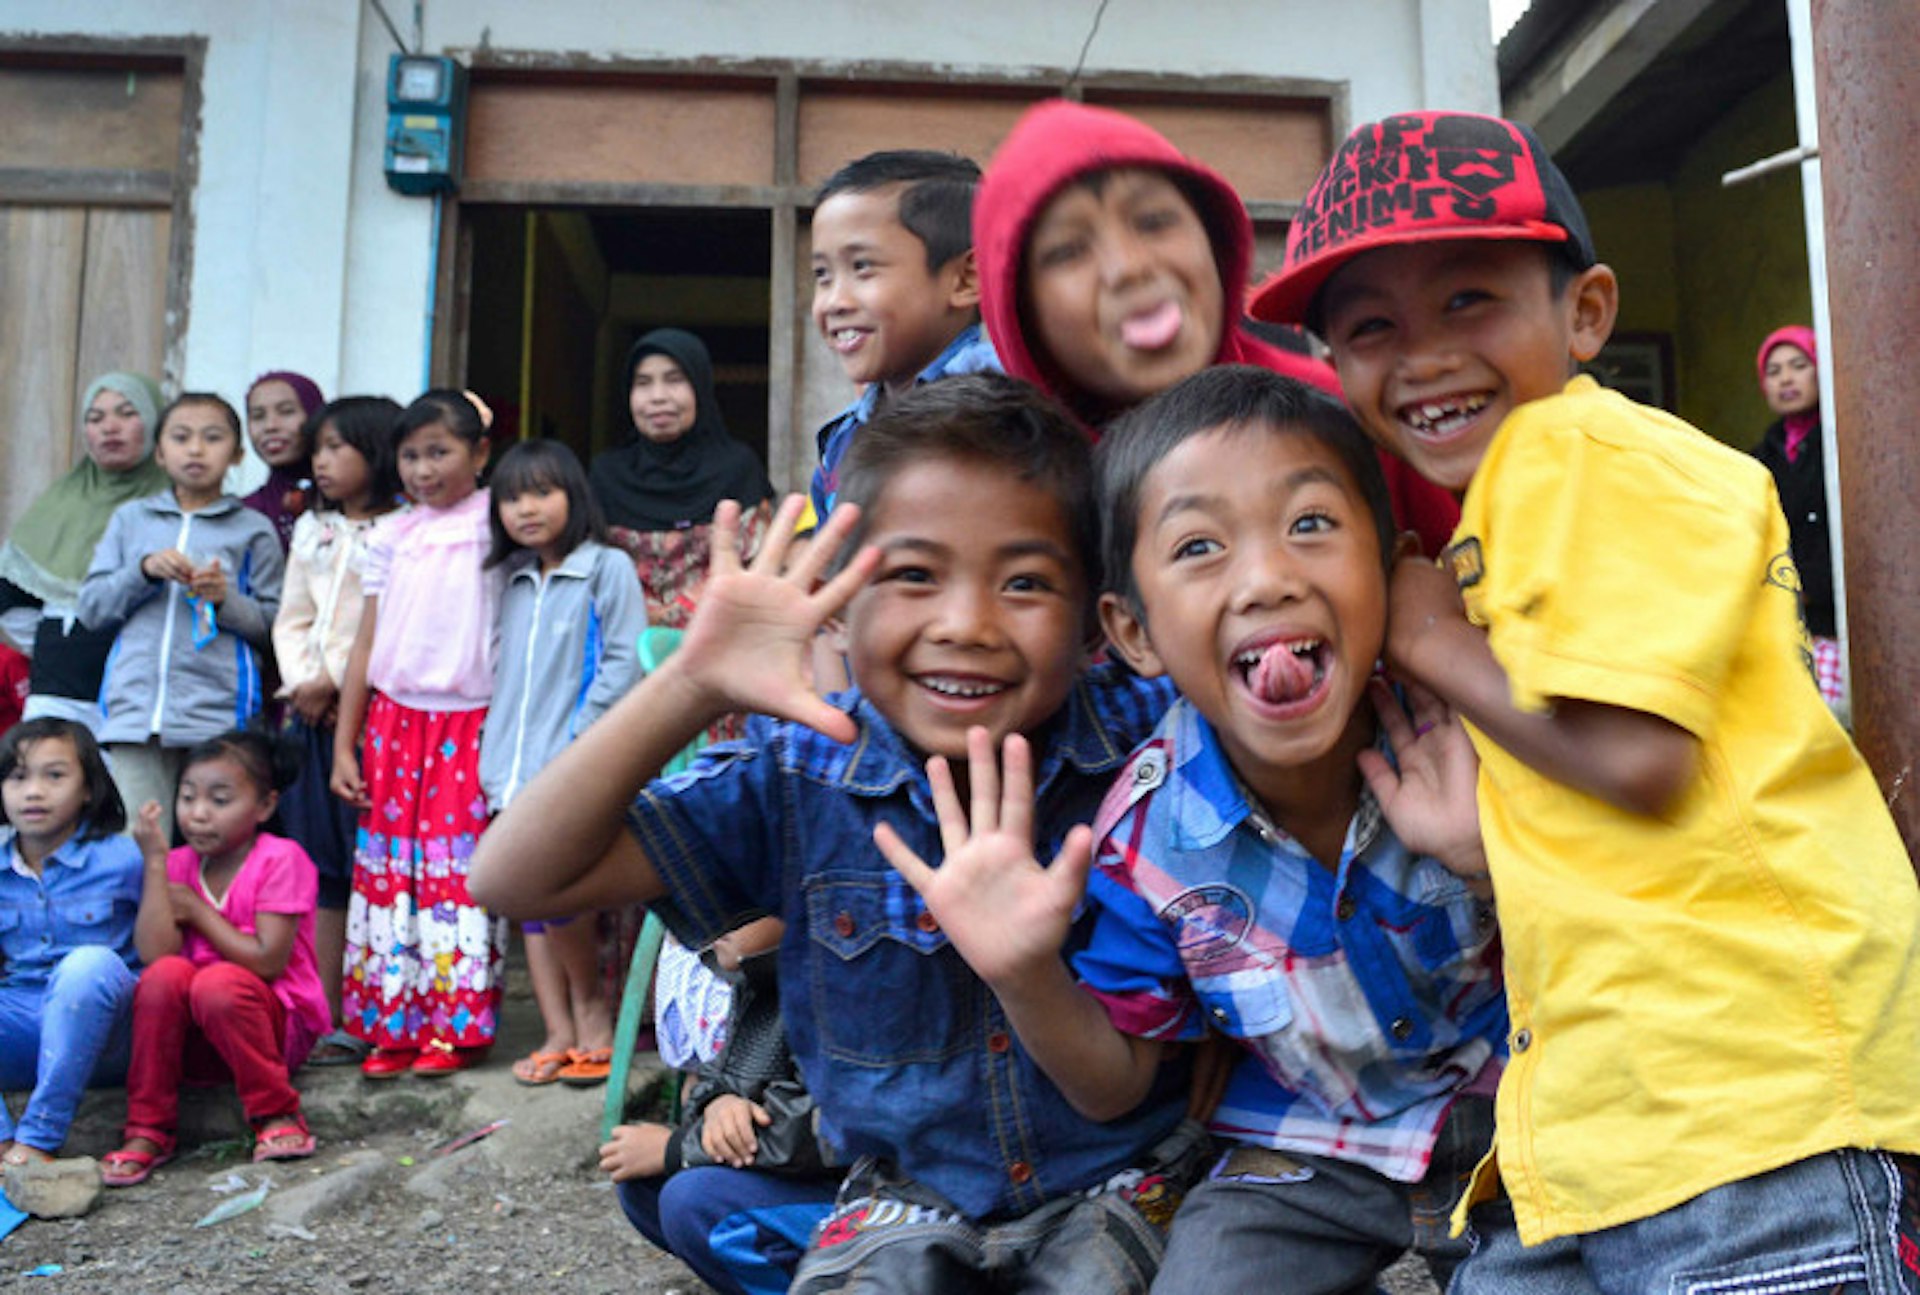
[4,0,1499,412]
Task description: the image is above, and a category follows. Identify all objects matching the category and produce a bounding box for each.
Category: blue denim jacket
[627,663,1186,1221]
[0,829,143,987]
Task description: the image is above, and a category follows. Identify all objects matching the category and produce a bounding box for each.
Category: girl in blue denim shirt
[0,717,141,1172]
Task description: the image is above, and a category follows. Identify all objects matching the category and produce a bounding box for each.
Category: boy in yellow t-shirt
[1252,111,1920,1290]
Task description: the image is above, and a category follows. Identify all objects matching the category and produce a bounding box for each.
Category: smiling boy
[474,375,1205,1295]
[806,151,998,524]
[879,366,1504,1292]
[1253,111,1920,1290]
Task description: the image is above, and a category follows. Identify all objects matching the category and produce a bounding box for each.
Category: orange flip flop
[512,1049,571,1087]
[557,1046,613,1087]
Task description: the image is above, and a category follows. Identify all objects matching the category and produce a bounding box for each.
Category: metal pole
[1810,0,1920,855]
[1784,0,1848,722]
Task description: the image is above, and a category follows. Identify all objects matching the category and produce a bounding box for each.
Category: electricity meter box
[383,54,468,195]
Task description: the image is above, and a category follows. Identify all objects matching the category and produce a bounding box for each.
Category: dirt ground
[1,961,1439,1294]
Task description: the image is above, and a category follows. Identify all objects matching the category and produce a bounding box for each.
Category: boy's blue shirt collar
[796,662,1159,803]
[1161,697,1385,860]
[835,322,997,427]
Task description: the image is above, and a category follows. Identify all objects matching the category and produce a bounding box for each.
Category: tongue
[1249,642,1316,705]
[1120,301,1183,351]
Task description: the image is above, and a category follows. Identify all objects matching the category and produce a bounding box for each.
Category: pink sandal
[102,1135,175,1187]
[252,1115,317,1162]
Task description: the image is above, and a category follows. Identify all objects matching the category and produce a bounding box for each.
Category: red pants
[124,956,300,1141]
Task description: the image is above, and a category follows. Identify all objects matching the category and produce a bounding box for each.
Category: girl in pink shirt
[331,391,507,1079]
[103,729,329,1186]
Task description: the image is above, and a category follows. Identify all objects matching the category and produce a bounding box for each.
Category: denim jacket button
[987,1031,1011,1054]
[833,912,855,938]
[1390,1016,1413,1041]
[1335,895,1356,921]
[916,911,940,934]
[1008,1159,1032,1184]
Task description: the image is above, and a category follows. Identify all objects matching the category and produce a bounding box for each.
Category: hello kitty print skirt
[342,693,507,1049]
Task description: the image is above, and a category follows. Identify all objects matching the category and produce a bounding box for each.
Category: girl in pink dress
[103,728,329,1185]
[331,391,507,1078]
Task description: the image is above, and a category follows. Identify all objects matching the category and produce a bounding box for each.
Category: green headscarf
[0,371,171,606]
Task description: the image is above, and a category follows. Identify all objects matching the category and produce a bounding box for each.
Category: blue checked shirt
[808,323,1001,523]
[0,829,143,987]
[1074,699,1508,1183]
[626,662,1187,1221]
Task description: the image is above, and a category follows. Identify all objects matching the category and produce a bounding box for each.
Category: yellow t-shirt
[1449,375,1920,1244]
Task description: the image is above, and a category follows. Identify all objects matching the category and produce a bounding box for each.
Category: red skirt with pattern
[342,693,507,1050]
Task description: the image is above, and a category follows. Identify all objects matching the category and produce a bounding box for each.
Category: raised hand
[873,726,1094,990]
[674,495,878,743]
[132,801,169,863]
[1359,677,1490,892]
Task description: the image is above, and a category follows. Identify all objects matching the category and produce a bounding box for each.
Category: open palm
[874,727,1093,989]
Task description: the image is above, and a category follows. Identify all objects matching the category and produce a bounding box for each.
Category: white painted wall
[7,0,1498,410]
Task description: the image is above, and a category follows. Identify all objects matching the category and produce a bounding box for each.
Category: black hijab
[589,328,773,531]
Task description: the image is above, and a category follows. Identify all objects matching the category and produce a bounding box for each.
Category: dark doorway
[460,204,773,467]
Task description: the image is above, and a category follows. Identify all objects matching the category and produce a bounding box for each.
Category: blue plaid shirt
[0,829,143,987]
[1074,699,1507,1183]
[627,663,1186,1220]
[808,323,1001,523]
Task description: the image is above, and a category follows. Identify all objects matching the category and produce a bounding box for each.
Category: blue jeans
[1452,1149,1920,1295]
[618,1165,836,1295]
[0,946,137,1152]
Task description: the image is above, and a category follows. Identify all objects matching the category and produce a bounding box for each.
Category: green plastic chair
[602,627,708,1141]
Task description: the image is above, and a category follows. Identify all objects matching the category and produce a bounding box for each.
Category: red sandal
[102,1134,176,1188]
[361,1047,419,1080]
[252,1115,317,1163]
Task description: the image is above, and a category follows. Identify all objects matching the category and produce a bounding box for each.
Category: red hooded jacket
[975,99,1457,555]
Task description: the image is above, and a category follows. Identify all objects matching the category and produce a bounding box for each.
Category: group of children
[469,99,1920,1295]
[1,91,1911,1292]
[0,363,668,1177]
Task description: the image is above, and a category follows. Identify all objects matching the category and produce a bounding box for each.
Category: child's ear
[256,788,279,826]
[1567,263,1619,364]
[1097,591,1167,679]
[944,249,980,313]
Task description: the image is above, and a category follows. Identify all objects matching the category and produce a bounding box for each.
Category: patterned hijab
[0,372,170,605]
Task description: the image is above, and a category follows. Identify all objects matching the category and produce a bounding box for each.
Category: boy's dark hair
[157,392,243,439]
[0,717,125,840]
[816,150,982,272]
[485,438,608,568]
[835,372,1097,591]
[1097,366,1396,616]
[304,395,404,511]
[398,388,489,451]
[182,725,304,801]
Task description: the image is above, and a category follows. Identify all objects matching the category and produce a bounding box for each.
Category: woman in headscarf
[590,328,775,631]
[243,370,326,551]
[0,373,170,730]
[1751,324,1843,713]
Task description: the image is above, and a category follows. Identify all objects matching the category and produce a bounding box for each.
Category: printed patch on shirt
[1445,537,1484,590]
[1212,1146,1315,1185]
[1163,884,1254,968]
[811,1196,966,1249]
[1765,550,1803,595]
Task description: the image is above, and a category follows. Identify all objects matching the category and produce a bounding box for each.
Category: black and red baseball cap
[1250,111,1597,326]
